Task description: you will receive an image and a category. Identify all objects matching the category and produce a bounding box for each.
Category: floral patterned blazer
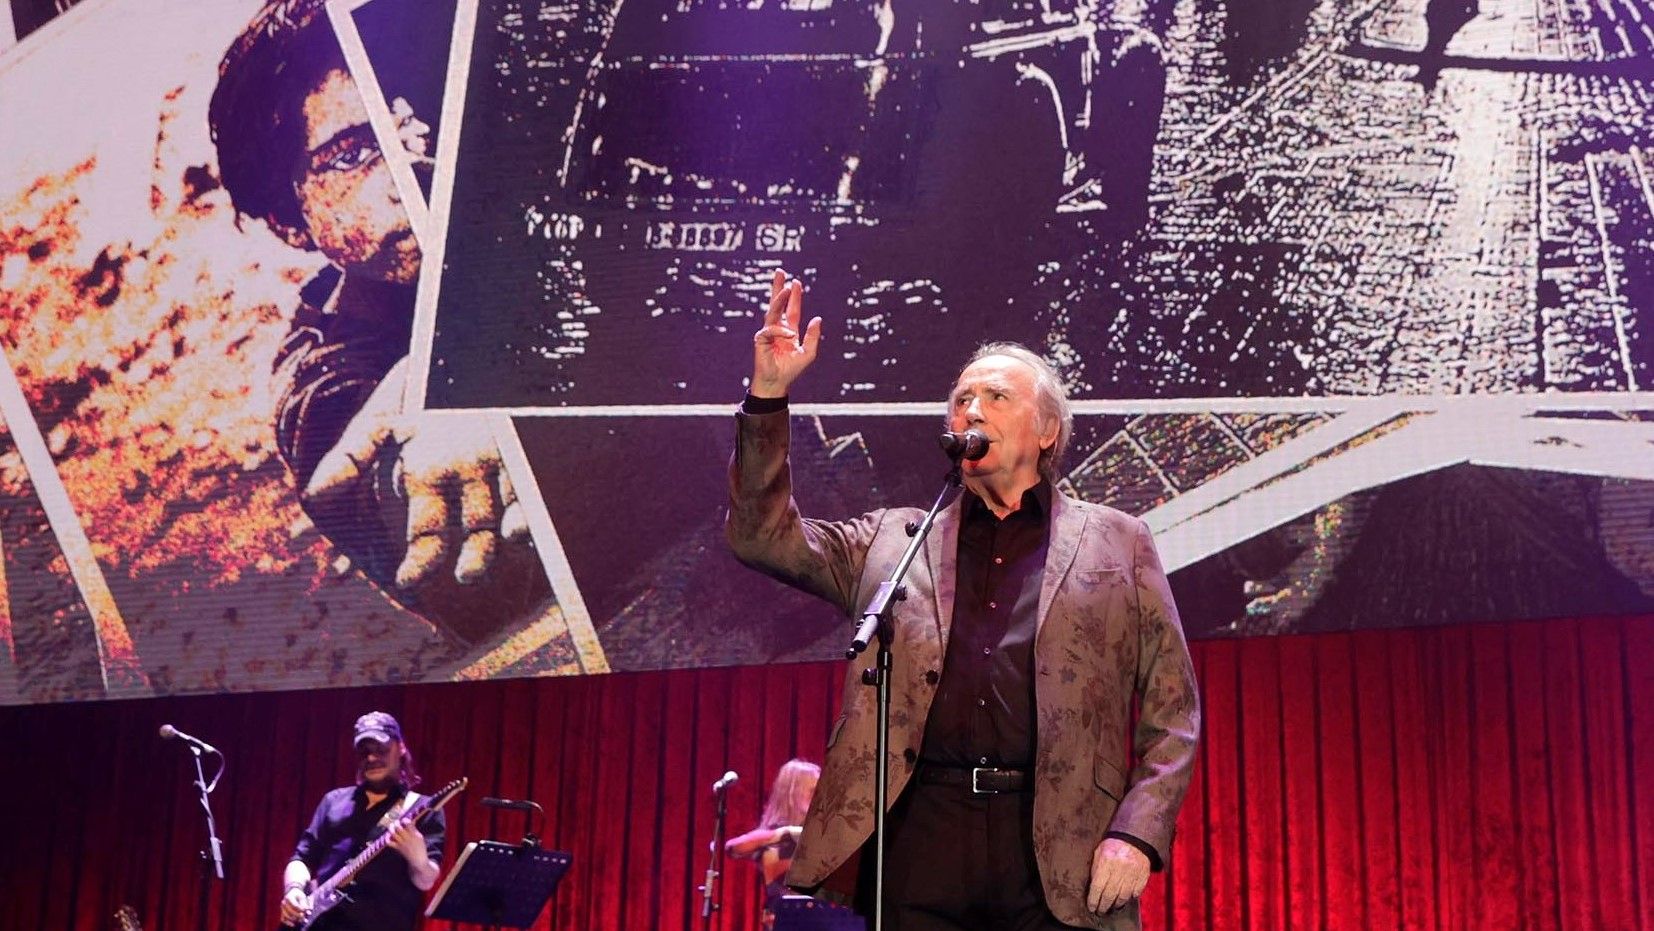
[727,408,1200,929]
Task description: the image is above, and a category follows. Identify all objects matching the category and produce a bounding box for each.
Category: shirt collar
[963,480,1052,522]
[353,781,408,806]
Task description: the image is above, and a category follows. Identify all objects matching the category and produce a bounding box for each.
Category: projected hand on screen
[751,269,822,399]
[304,359,530,589]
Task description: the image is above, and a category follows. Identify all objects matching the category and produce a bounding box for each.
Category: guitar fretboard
[316,778,465,897]
[319,797,428,893]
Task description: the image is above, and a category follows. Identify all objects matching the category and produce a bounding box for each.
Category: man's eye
[323,145,379,173]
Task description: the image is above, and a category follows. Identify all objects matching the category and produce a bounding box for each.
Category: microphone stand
[846,459,963,931]
[699,780,732,931]
[188,745,225,931]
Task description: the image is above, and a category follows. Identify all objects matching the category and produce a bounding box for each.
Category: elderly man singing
[726,270,1200,930]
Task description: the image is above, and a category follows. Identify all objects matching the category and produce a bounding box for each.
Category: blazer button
[902,748,917,766]
[924,670,939,685]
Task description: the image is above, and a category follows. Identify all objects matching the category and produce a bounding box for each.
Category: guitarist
[280,712,446,929]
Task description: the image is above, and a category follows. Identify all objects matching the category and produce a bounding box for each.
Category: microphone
[158,724,219,755]
[712,771,739,793]
[939,429,990,461]
[481,796,538,812]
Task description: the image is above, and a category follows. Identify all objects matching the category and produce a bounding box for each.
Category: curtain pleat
[1195,642,1245,931]
[2,614,1650,931]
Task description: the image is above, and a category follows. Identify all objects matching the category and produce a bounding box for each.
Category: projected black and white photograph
[421,0,1654,409]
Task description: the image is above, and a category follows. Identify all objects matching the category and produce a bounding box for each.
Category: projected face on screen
[200,2,564,668]
[293,68,422,285]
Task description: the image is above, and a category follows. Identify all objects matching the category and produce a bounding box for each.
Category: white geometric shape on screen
[432,396,1374,419]
[1147,396,1654,573]
[490,413,611,674]
[403,0,480,415]
[328,0,435,244]
[1472,415,1654,479]
[0,344,148,697]
[1135,399,1410,538]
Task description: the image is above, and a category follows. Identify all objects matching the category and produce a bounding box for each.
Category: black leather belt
[916,764,1030,794]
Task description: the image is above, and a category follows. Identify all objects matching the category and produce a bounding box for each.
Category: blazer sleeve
[725,406,885,616]
[1108,516,1201,868]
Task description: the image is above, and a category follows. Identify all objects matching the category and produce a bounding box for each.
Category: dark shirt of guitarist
[280,712,445,930]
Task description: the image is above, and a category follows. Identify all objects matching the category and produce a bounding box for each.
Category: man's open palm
[751,268,821,398]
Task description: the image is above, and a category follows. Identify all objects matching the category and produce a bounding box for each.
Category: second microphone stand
[699,778,732,931]
[189,746,225,931]
[846,458,964,931]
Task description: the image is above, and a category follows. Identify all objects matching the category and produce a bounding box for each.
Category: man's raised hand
[750,269,822,399]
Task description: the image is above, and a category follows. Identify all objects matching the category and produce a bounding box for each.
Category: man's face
[293,68,421,284]
[356,737,404,787]
[947,355,1056,486]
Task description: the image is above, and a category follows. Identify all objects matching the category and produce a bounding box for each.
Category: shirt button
[977,698,987,708]
[988,602,998,610]
[982,647,991,656]
[994,557,1003,565]
[980,756,990,765]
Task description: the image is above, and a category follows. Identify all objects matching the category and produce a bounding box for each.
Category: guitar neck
[315,796,432,897]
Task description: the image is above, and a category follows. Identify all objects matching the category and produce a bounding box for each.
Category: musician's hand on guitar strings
[386,820,430,867]
[279,884,311,925]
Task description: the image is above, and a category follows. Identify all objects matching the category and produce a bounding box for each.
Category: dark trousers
[856,782,1081,931]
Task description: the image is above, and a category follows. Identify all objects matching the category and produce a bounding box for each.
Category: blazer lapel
[925,496,963,654]
[1036,492,1087,636]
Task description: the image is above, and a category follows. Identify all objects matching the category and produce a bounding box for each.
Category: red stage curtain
[2,614,1650,930]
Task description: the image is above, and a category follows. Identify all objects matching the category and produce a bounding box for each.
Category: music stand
[426,841,572,929]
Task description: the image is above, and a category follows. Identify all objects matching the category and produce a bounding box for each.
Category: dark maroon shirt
[919,482,1052,769]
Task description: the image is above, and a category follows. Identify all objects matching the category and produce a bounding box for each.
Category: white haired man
[727,270,1200,929]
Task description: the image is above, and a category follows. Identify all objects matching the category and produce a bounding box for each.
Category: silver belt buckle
[970,767,1001,795]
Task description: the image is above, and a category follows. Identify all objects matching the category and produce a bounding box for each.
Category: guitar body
[292,887,347,931]
[283,777,467,930]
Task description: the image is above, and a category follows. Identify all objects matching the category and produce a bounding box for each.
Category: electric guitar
[284,777,467,930]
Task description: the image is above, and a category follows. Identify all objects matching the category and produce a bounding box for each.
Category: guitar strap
[373,790,424,835]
